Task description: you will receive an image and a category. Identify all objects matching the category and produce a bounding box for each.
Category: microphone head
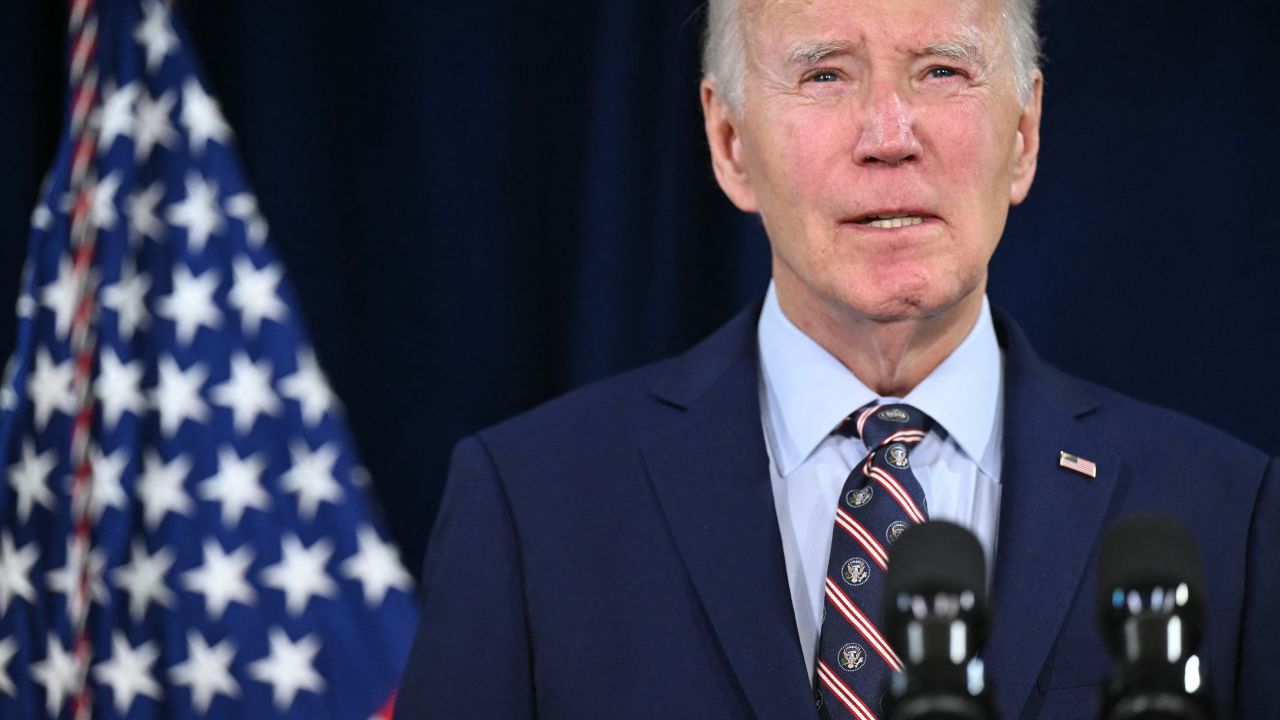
[1096,514,1206,651]
[882,521,994,718]
[886,521,987,610]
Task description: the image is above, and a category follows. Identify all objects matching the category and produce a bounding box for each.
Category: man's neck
[774,283,985,398]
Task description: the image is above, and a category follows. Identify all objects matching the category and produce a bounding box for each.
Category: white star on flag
[150,356,210,436]
[180,78,233,154]
[92,632,164,715]
[134,0,178,72]
[96,81,140,152]
[0,531,39,614]
[247,628,326,711]
[126,180,166,245]
[279,348,337,426]
[0,636,17,697]
[7,439,57,523]
[94,345,146,430]
[199,446,270,527]
[166,172,225,253]
[352,465,372,490]
[134,88,178,161]
[155,263,221,345]
[225,193,268,246]
[209,352,282,434]
[30,199,53,232]
[90,170,124,231]
[261,534,338,616]
[111,539,177,623]
[27,348,76,430]
[0,356,16,411]
[30,634,79,717]
[100,261,152,339]
[136,449,195,529]
[280,439,344,521]
[88,444,131,521]
[56,189,77,216]
[15,292,36,322]
[181,539,257,621]
[46,538,108,617]
[38,255,79,339]
[341,526,414,607]
[169,631,241,714]
[228,256,287,335]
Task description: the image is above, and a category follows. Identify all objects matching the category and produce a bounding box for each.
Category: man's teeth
[864,215,925,229]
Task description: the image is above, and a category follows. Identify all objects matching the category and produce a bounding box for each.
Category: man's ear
[1009,69,1043,206]
[701,79,759,213]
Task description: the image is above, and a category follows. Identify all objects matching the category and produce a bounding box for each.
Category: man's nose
[854,83,921,167]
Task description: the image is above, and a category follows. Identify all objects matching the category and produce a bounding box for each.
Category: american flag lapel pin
[1059,451,1098,478]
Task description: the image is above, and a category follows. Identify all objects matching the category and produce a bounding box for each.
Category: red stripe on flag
[70,22,98,81]
[374,691,398,719]
[70,0,93,29]
[1059,452,1097,478]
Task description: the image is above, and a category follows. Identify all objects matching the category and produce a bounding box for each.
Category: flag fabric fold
[0,0,418,717]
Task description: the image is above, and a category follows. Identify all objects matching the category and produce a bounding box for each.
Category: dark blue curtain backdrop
[3,0,1277,578]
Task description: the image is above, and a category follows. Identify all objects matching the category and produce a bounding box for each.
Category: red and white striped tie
[814,402,932,720]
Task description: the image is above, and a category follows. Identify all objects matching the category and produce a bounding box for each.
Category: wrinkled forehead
[741,0,1005,62]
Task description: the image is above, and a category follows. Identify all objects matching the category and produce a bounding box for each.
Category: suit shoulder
[473,356,681,457]
[468,302,761,461]
[1066,372,1270,471]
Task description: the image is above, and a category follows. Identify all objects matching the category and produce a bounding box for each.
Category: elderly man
[396,0,1279,717]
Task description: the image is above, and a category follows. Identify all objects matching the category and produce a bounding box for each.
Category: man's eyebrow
[919,40,988,68]
[784,40,854,66]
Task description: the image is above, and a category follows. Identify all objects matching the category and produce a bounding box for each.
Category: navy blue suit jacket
[396,305,1279,719]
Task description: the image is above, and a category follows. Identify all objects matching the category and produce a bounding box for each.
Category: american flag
[0,0,417,717]
[1058,451,1098,479]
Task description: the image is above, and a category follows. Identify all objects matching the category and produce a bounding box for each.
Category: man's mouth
[855,213,928,229]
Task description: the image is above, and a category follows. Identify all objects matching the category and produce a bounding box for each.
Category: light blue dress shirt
[756,283,1005,680]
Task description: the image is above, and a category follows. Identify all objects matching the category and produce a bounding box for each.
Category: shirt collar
[757,282,1002,477]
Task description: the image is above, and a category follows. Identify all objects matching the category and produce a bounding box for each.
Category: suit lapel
[984,313,1120,719]
[640,305,815,720]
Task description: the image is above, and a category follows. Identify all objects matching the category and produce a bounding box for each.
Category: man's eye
[807,70,840,83]
[926,66,959,79]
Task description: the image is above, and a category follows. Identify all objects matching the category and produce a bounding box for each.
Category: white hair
[702,0,1042,111]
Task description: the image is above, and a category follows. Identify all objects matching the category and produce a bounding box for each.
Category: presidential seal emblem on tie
[877,407,910,423]
[885,442,910,469]
[886,520,909,544]
[846,486,874,508]
[841,557,870,586]
[837,643,867,672]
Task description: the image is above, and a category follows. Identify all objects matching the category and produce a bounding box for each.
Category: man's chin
[826,285,976,326]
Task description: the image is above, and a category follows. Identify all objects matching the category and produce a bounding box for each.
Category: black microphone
[882,521,995,720]
[1095,514,1214,720]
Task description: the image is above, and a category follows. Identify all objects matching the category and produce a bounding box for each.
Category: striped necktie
[814,402,931,720]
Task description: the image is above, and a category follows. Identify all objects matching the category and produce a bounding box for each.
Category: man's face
[704,0,1042,326]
